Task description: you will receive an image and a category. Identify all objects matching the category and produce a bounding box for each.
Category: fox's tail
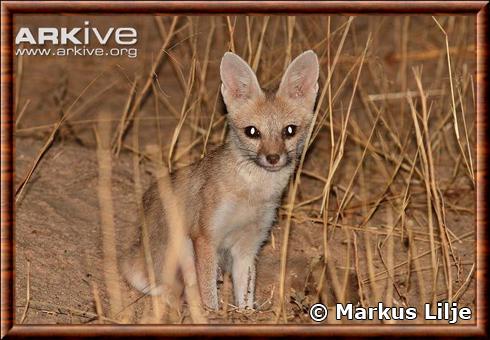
[121,252,163,296]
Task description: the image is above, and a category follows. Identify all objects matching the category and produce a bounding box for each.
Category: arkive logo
[15,21,137,45]
[15,21,138,58]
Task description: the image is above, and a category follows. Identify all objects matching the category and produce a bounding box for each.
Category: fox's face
[220,51,319,172]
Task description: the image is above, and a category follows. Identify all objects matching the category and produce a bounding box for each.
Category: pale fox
[122,50,319,310]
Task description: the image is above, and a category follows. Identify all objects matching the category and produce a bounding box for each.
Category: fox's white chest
[210,197,278,250]
[211,199,254,233]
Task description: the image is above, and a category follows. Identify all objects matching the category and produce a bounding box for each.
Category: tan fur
[122,51,319,310]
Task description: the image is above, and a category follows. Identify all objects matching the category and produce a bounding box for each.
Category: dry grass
[14,15,476,324]
[95,111,127,321]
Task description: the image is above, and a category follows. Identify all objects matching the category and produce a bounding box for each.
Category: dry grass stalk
[352,232,366,307]
[221,273,232,316]
[19,259,31,324]
[14,99,31,130]
[14,42,24,115]
[91,282,105,324]
[113,80,138,156]
[283,16,296,71]
[152,82,164,154]
[367,89,443,102]
[406,222,427,310]
[131,116,161,323]
[388,44,474,62]
[453,263,475,302]
[383,210,395,323]
[252,16,270,72]
[95,112,126,320]
[167,57,197,173]
[21,300,119,324]
[201,89,221,158]
[456,86,475,184]
[226,16,236,52]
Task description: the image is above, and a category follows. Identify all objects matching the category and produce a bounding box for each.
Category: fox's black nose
[266,154,280,165]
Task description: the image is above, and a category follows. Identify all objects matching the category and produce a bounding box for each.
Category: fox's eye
[244,126,260,138]
[283,125,297,138]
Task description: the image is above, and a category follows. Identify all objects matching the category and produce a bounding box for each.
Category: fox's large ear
[277,50,319,109]
[220,52,263,110]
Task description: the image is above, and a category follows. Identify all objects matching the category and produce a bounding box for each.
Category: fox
[121,50,319,310]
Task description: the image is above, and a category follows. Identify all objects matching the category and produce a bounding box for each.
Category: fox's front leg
[193,234,219,310]
[230,223,270,309]
[231,251,256,309]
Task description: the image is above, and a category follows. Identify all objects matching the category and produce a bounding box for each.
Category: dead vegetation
[14,15,476,324]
